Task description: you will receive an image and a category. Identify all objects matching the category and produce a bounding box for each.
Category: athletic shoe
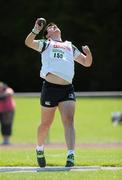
[1,140,10,145]
[36,150,46,167]
[65,154,74,167]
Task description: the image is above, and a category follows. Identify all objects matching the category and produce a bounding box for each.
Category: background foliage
[0,0,121,92]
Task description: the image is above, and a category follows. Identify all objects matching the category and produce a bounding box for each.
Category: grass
[0,171,122,180]
[0,148,122,179]
[9,97,122,144]
[0,149,122,167]
[0,96,122,179]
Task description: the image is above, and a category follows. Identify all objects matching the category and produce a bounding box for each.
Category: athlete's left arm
[74,45,92,67]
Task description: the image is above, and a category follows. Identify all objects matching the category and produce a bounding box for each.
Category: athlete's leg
[58,101,75,150]
[1,111,14,145]
[36,106,57,167]
[37,106,57,146]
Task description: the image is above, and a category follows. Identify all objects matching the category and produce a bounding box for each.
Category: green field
[0,97,122,179]
[10,97,122,144]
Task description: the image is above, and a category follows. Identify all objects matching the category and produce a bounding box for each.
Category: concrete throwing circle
[0,166,122,173]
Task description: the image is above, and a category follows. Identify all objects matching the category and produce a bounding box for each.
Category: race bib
[50,48,65,60]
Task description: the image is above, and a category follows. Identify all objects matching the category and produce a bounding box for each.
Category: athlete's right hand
[32,18,44,35]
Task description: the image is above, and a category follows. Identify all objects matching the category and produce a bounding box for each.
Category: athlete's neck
[49,36,62,42]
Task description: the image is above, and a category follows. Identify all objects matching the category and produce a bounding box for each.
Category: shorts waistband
[43,80,72,88]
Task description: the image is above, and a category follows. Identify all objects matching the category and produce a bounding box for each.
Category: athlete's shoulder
[39,39,50,53]
[65,40,72,43]
[38,39,48,43]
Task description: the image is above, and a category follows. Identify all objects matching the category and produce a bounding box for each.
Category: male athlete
[25,18,92,167]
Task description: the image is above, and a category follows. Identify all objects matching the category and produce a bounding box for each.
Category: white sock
[36,145,44,151]
[67,150,75,156]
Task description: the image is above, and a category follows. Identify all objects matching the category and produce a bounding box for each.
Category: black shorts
[40,81,76,107]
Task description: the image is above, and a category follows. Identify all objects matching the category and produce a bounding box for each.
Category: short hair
[42,22,57,39]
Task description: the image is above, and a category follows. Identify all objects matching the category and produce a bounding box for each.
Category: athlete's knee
[63,117,74,126]
[39,120,52,129]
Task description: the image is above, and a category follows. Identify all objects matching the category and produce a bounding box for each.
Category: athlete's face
[46,25,61,38]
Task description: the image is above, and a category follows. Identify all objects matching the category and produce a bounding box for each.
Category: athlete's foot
[65,154,74,167]
[1,140,10,145]
[36,150,46,167]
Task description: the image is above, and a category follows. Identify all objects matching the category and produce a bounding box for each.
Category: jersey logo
[45,101,51,106]
[68,93,74,99]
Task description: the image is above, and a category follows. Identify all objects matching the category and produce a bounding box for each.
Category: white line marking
[0,166,122,173]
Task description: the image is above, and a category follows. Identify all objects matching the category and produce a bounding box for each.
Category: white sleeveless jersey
[38,39,81,83]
